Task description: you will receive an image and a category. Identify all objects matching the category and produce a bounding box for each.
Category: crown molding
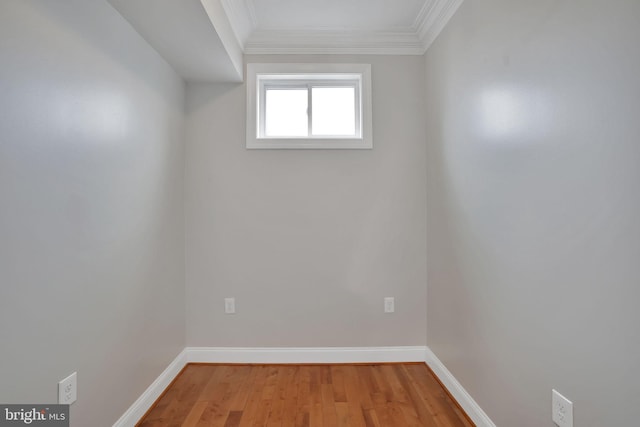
[244,30,425,55]
[416,0,464,51]
[223,0,464,55]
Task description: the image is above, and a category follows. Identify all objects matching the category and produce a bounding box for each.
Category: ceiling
[252,0,427,30]
[109,0,463,82]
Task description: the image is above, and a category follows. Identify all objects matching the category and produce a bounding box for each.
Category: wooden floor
[137,363,474,427]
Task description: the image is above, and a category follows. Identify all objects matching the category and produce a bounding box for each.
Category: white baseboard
[112,348,187,427]
[115,346,496,427]
[425,347,496,427]
[185,346,428,364]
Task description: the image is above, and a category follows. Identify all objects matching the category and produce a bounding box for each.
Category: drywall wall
[0,1,185,425]
[425,0,640,425]
[185,55,427,347]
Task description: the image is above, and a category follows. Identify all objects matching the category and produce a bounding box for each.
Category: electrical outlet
[224,297,236,314]
[58,372,77,405]
[384,297,395,313]
[552,389,573,427]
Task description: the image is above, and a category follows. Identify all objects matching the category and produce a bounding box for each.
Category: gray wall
[0,1,186,425]
[424,0,640,425]
[185,55,427,347]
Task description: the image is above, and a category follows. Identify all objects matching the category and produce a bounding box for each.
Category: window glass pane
[311,87,356,136]
[265,88,308,137]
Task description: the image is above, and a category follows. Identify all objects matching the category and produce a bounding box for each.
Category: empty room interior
[1,0,639,426]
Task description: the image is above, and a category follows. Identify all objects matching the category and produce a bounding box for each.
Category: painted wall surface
[185,55,427,347]
[424,0,640,425]
[0,1,185,425]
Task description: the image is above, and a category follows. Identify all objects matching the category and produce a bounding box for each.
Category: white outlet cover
[58,372,77,405]
[384,297,395,313]
[224,297,236,314]
[552,389,573,427]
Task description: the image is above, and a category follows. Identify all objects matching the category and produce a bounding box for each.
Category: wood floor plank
[403,364,474,427]
[330,365,348,403]
[266,398,285,427]
[182,401,209,427]
[295,366,311,427]
[196,385,241,426]
[223,410,243,427]
[237,367,270,427]
[229,366,258,412]
[342,366,367,427]
[281,366,300,426]
[334,402,350,427]
[368,366,399,427]
[195,366,234,426]
[361,408,381,427]
[136,363,475,427]
[309,366,324,426]
[168,365,215,426]
[393,365,440,427]
[320,383,338,427]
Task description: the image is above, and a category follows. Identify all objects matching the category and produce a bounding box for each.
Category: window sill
[247,137,372,150]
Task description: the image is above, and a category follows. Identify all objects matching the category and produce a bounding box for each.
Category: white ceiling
[109,0,463,82]
[250,0,427,30]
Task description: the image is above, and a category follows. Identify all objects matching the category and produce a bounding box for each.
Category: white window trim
[259,79,361,139]
[246,63,373,150]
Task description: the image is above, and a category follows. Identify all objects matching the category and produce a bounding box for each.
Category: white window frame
[246,63,373,149]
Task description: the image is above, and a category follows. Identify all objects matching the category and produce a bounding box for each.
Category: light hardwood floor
[137,363,474,427]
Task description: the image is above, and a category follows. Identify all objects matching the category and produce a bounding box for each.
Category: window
[246,63,373,149]
[262,81,358,138]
